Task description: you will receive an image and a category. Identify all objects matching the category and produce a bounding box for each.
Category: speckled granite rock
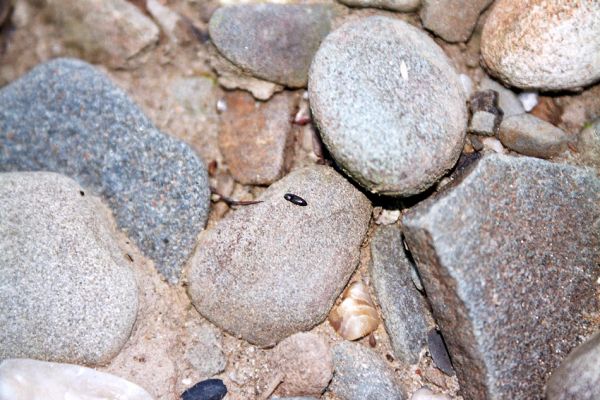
[402,154,600,400]
[45,0,159,68]
[481,0,600,91]
[209,4,331,87]
[309,16,467,196]
[187,166,371,347]
[0,172,138,365]
[420,0,492,42]
[330,342,406,400]
[337,0,419,12]
[546,331,600,400]
[0,58,210,282]
[370,225,434,364]
[498,114,571,158]
[577,119,600,171]
[0,359,154,400]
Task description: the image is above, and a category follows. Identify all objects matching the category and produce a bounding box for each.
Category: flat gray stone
[187,166,371,347]
[0,172,138,365]
[478,76,525,117]
[546,332,600,400]
[421,0,492,42]
[0,58,210,282]
[402,154,600,400]
[337,0,420,12]
[330,342,406,400]
[369,225,434,365]
[209,4,331,88]
[481,0,600,91]
[498,114,570,158]
[309,16,467,196]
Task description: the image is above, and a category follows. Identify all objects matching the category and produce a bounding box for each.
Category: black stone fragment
[181,379,227,400]
[284,193,307,206]
[427,329,455,376]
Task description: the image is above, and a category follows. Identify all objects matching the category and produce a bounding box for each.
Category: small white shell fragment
[459,74,473,96]
[329,281,379,341]
[0,359,154,400]
[216,98,228,113]
[518,91,538,112]
[481,137,507,154]
[400,60,409,81]
[375,209,401,225]
[411,387,451,400]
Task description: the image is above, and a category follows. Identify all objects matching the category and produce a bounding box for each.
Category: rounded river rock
[187,165,372,347]
[309,16,467,197]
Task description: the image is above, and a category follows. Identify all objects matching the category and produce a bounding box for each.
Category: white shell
[329,281,379,340]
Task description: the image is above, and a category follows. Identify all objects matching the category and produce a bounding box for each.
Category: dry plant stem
[210,186,263,207]
[260,372,284,400]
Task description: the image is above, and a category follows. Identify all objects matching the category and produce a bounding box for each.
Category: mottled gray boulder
[330,342,406,400]
[420,0,492,42]
[402,154,600,400]
[337,0,419,12]
[0,58,210,282]
[187,166,371,347]
[0,172,138,365]
[309,16,467,197]
[209,4,331,88]
[481,0,600,91]
[546,332,600,400]
[498,114,570,158]
[369,225,434,364]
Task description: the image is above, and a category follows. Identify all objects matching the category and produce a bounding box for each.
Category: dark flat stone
[402,154,600,400]
[181,379,227,400]
[0,58,210,282]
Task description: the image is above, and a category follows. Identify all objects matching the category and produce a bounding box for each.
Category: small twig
[210,187,263,207]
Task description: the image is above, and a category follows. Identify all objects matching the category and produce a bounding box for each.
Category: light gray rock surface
[187,166,372,347]
[402,154,600,400]
[546,332,600,400]
[481,0,600,91]
[337,0,419,12]
[45,0,159,68]
[0,359,154,400]
[209,4,331,87]
[370,225,434,364]
[420,0,493,42]
[183,321,226,379]
[498,114,571,158]
[0,172,138,365]
[309,16,467,197]
[478,76,525,117]
[330,342,406,400]
[0,58,210,282]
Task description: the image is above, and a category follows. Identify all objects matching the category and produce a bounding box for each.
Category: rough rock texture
[546,332,600,400]
[369,225,434,364]
[270,333,333,397]
[0,172,138,365]
[498,114,570,158]
[577,119,600,171]
[330,342,406,400]
[0,359,154,400]
[338,0,420,12]
[183,321,227,379]
[420,0,492,42]
[481,0,600,91]
[478,76,525,117]
[187,166,372,347]
[309,16,467,196]
[219,91,297,185]
[468,90,503,136]
[0,58,210,282]
[209,4,331,87]
[402,154,600,400]
[45,0,159,68]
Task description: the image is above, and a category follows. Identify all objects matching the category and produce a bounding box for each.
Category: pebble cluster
[0,0,599,400]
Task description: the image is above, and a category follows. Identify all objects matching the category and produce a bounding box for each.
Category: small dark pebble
[284,193,307,206]
[181,379,227,400]
[427,329,455,376]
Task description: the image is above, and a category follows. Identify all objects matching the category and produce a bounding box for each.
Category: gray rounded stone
[209,4,332,88]
[0,58,210,283]
[187,165,372,347]
[0,172,138,365]
[309,16,467,197]
[498,114,570,159]
[337,0,420,12]
[330,342,407,400]
[481,0,600,91]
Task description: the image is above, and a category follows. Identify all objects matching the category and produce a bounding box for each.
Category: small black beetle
[284,193,307,206]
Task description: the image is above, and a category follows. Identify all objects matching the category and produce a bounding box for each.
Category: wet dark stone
[402,154,600,400]
[181,379,227,400]
[427,329,454,376]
